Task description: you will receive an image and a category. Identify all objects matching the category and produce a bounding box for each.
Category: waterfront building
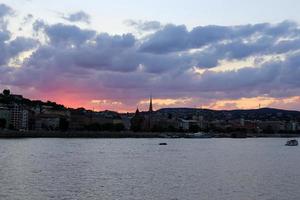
[257,121,285,133]
[286,121,299,132]
[35,114,61,131]
[130,108,145,131]
[0,105,11,128]
[178,118,199,131]
[69,114,90,130]
[42,107,70,118]
[10,104,29,130]
[120,114,132,130]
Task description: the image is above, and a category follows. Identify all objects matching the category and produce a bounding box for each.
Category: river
[0,138,299,200]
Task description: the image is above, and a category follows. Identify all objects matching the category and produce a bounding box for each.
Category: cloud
[0,30,37,66]
[1,8,300,111]
[22,14,34,24]
[0,6,37,66]
[0,4,13,30]
[0,4,13,18]
[62,11,91,24]
[140,20,299,54]
[44,23,96,45]
[125,20,162,31]
[140,24,189,53]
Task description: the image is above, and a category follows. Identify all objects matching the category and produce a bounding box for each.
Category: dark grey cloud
[0,36,38,65]
[0,5,37,65]
[45,23,96,45]
[125,20,162,31]
[19,20,300,86]
[191,36,276,68]
[0,4,13,30]
[32,19,46,32]
[25,26,138,72]
[0,16,37,66]
[62,11,91,24]
[1,11,300,108]
[22,14,34,25]
[140,20,299,54]
[140,24,189,53]
[0,4,13,18]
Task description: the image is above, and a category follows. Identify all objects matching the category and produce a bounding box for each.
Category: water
[0,138,299,200]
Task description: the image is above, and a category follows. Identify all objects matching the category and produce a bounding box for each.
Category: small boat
[159,143,168,145]
[285,139,298,146]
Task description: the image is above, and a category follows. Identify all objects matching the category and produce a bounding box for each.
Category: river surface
[0,138,299,200]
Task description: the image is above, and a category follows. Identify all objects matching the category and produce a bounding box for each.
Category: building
[130,95,155,131]
[35,114,61,131]
[130,108,145,131]
[0,105,10,128]
[145,95,154,131]
[178,119,200,131]
[258,121,285,133]
[21,109,29,130]
[69,111,90,130]
[10,104,29,130]
[120,114,132,130]
[41,106,70,118]
[286,121,299,132]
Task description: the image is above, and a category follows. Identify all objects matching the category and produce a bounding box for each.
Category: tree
[3,89,10,96]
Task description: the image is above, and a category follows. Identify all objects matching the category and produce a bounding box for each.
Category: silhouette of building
[149,95,153,112]
[10,104,29,130]
[0,105,10,128]
[147,95,154,130]
[130,108,145,132]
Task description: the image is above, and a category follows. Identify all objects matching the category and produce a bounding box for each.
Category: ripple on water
[0,138,299,200]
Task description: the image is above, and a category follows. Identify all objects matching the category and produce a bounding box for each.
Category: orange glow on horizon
[25,91,300,113]
[202,96,300,111]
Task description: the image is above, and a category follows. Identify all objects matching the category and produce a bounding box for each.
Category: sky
[1,0,300,112]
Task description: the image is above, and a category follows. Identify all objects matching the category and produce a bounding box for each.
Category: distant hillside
[0,93,67,111]
[157,107,300,121]
[0,91,120,117]
[2,89,300,122]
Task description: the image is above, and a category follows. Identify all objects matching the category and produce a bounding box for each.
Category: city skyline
[1,1,300,112]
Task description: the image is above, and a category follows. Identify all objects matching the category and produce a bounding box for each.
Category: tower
[149,94,153,112]
[135,107,140,115]
[148,95,153,131]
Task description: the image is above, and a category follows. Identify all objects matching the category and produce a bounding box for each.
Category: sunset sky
[1,0,300,112]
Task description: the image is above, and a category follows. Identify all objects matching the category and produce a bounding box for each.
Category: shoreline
[0,131,300,138]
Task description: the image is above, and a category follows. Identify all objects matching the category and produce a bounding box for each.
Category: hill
[157,107,300,121]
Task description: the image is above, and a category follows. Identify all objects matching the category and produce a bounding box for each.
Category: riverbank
[0,131,164,138]
[0,130,300,138]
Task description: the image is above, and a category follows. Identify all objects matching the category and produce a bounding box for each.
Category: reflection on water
[0,138,300,200]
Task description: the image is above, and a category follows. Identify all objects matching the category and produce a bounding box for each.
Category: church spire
[149,94,153,112]
[135,107,140,114]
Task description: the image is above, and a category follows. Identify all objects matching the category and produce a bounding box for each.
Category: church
[130,96,154,132]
